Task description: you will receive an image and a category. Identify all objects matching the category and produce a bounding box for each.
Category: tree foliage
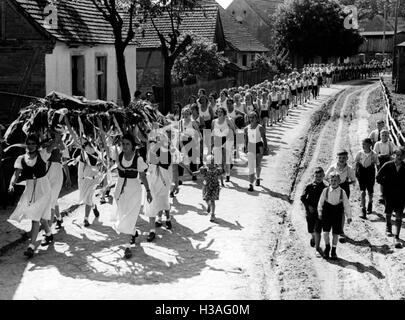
[273,0,363,60]
[172,36,228,83]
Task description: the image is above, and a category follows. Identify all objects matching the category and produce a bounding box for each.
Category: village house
[226,0,283,50]
[0,0,137,123]
[136,0,269,96]
[356,15,405,62]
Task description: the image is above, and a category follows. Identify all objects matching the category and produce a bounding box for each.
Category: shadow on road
[326,257,385,280]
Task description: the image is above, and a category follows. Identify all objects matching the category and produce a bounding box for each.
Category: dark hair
[363,138,373,145]
[227,98,234,105]
[217,106,227,116]
[314,167,324,174]
[25,134,40,147]
[122,133,137,150]
[134,90,142,98]
[198,88,206,95]
[188,95,197,104]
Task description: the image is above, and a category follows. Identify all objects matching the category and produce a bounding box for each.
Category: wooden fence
[380,77,405,146]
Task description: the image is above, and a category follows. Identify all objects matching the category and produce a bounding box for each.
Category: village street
[2,79,403,300]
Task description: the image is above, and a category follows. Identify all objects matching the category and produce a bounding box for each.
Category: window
[96,56,107,100]
[242,54,247,67]
[0,1,5,40]
[72,55,85,96]
[251,54,255,62]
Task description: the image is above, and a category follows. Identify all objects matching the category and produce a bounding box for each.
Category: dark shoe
[395,239,402,249]
[24,247,35,258]
[248,184,254,192]
[93,207,100,218]
[155,220,163,228]
[192,175,197,181]
[386,225,393,237]
[130,231,138,245]
[84,219,90,227]
[324,244,331,259]
[361,208,367,219]
[178,180,183,185]
[55,219,63,229]
[41,234,54,247]
[330,248,338,260]
[367,203,372,214]
[100,197,107,204]
[169,191,175,198]
[255,179,260,186]
[310,238,315,247]
[316,247,324,258]
[147,232,156,242]
[226,176,230,182]
[339,234,346,243]
[166,220,172,230]
[124,248,132,259]
[210,214,216,222]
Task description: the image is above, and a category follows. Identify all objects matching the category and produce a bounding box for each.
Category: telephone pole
[392,0,401,83]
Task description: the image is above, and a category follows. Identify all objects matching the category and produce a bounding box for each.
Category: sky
[215,0,233,9]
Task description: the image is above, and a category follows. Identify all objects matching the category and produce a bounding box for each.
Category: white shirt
[373,140,395,156]
[368,128,386,146]
[354,150,379,168]
[325,163,356,184]
[318,186,352,219]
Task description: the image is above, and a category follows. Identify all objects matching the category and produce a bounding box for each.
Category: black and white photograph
[1,0,405,305]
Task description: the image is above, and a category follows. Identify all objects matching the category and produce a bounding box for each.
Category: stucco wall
[45,42,137,102]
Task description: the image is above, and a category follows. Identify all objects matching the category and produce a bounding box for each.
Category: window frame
[95,54,107,101]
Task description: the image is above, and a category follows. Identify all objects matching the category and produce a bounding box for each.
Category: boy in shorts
[318,172,352,260]
[301,167,327,257]
[354,138,379,218]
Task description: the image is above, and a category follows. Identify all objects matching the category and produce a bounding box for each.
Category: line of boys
[301,126,405,260]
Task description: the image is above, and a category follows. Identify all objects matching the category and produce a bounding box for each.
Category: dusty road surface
[1,79,404,300]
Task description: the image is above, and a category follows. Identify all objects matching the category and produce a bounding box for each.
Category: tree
[91,0,145,107]
[273,0,363,62]
[172,36,228,84]
[139,0,200,113]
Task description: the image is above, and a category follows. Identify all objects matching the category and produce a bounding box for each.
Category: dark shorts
[322,211,344,235]
[248,141,263,154]
[306,210,322,233]
[281,100,286,106]
[297,87,303,94]
[356,165,375,193]
[303,86,308,91]
[291,90,297,96]
[270,101,279,110]
[260,110,269,119]
[327,74,332,78]
[286,99,290,105]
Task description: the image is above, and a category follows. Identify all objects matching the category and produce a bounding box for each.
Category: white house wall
[45,41,137,102]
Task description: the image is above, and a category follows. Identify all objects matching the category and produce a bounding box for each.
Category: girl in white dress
[8,134,57,258]
[78,141,102,227]
[112,133,152,259]
[144,131,172,242]
[46,130,70,229]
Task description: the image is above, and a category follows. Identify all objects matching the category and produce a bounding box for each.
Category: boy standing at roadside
[318,172,352,260]
[369,120,386,147]
[376,147,405,249]
[373,130,395,204]
[354,138,379,219]
[325,149,356,243]
[301,167,327,257]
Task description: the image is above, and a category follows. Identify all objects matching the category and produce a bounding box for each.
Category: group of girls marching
[8,71,330,260]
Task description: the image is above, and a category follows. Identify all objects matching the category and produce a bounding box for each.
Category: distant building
[357,15,405,61]
[226,0,283,50]
[136,0,269,97]
[0,0,137,123]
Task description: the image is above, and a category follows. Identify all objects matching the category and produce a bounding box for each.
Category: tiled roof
[244,0,283,26]
[12,0,125,44]
[219,6,268,52]
[136,1,219,48]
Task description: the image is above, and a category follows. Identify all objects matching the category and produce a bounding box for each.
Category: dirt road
[1,79,404,300]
